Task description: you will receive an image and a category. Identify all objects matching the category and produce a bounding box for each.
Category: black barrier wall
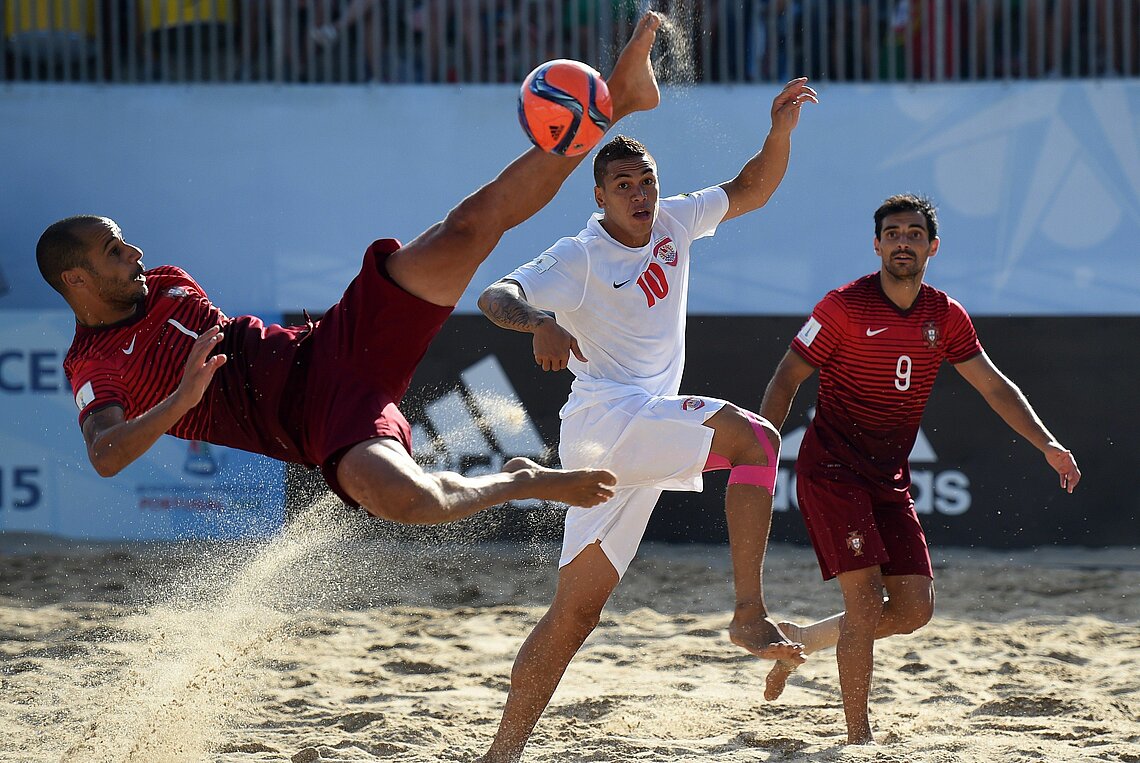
[291,314,1136,549]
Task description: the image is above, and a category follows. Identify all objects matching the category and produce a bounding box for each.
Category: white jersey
[507,186,729,418]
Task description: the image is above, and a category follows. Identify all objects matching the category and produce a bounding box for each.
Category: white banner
[2,81,1138,317]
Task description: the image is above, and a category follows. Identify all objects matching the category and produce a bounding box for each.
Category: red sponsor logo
[653,237,677,266]
[846,530,866,556]
[681,397,705,411]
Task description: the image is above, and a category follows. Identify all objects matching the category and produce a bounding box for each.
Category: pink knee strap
[728,464,778,491]
[703,411,779,494]
[743,410,779,466]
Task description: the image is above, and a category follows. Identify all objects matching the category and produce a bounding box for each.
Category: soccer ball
[518,59,613,157]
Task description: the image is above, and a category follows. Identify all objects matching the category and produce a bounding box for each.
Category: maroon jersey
[64,266,308,463]
[791,273,981,496]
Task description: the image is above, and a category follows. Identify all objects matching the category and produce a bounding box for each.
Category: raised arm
[478,279,586,373]
[759,349,818,430]
[953,350,1081,493]
[719,77,818,223]
[81,326,227,477]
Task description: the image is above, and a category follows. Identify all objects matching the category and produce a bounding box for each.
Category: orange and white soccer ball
[518,59,613,157]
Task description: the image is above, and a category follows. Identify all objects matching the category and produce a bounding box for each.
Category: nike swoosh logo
[866,327,889,337]
[121,334,137,354]
[613,279,631,289]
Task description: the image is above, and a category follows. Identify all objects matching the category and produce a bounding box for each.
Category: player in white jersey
[475,78,818,761]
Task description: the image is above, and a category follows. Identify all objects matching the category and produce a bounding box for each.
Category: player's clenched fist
[532,318,587,372]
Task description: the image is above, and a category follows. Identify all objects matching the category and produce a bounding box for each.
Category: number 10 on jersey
[637,262,670,307]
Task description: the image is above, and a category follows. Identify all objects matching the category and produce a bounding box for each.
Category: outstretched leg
[764,572,934,703]
[338,439,616,523]
[478,542,619,763]
[703,405,803,662]
[385,11,664,307]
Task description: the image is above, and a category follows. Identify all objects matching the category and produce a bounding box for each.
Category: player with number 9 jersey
[792,273,981,498]
[758,194,1081,748]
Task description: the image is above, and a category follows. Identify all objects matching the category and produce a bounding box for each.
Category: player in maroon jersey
[757,193,1081,745]
[33,13,671,525]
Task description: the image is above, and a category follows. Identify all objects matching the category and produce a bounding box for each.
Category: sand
[2,499,1138,763]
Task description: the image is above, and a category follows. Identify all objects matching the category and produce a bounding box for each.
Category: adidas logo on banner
[411,355,551,508]
[776,409,971,517]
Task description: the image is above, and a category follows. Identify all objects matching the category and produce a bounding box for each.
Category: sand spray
[60,496,361,763]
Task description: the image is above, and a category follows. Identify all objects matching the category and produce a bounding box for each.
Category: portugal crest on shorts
[846,530,865,556]
[653,237,678,266]
[681,397,705,411]
[923,320,940,348]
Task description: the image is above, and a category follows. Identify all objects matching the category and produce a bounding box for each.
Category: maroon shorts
[297,239,453,506]
[795,474,932,581]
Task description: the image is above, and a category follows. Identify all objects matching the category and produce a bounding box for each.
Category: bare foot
[502,457,616,508]
[606,11,662,120]
[764,659,797,701]
[729,610,805,663]
[762,621,806,701]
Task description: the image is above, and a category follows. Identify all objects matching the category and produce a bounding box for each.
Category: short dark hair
[36,215,106,294]
[874,194,938,240]
[592,134,653,187]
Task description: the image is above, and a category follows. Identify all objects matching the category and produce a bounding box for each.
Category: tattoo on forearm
[485,296,545,332]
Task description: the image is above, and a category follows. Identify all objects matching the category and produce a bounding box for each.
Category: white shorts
[557,391,728,577]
